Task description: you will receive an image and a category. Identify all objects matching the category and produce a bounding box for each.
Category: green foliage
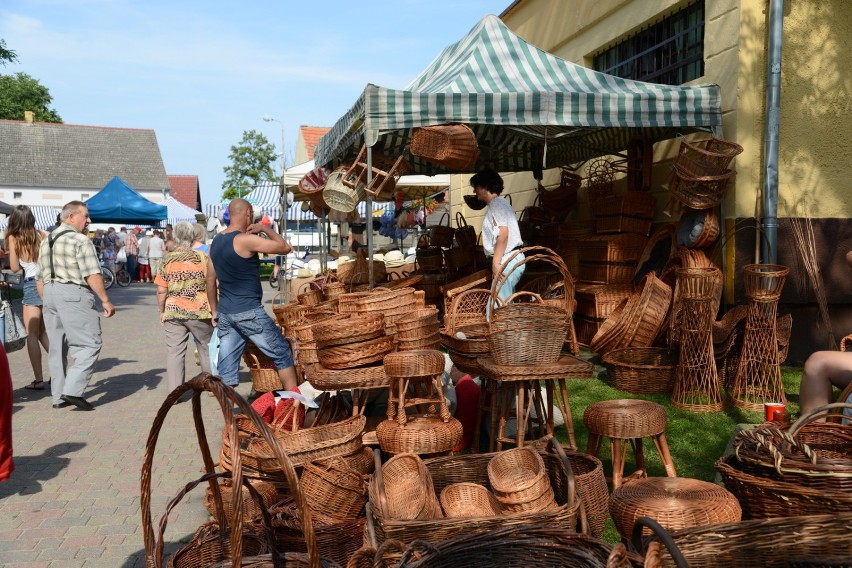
[0,39,17,66]
[221,129,277,200]
[0,72,63,122]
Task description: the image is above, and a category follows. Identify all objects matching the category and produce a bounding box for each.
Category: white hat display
[373,253,385,262]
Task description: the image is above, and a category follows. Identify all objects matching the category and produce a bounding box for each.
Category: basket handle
[490,246,575,315]
[372,448,389,517]
[154,470,282,568]
[141,374,322,568]
[455,211,469,228]
[788,402,852,436]
[436,212,450,227]
[630,517,689,568]
[733,427,817,474]
[546,437,577,515]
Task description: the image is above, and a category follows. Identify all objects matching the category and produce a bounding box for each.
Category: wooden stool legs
[586,433,677,489]
[491,379,576,451]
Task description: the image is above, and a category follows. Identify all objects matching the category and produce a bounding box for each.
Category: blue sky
[1,0,509,207]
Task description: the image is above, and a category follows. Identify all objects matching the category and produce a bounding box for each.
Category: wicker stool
[609,477,742,539]
[583,399,677,489]
[479,355,595,450]
[384,350,450,426]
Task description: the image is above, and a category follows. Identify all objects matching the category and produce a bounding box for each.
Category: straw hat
[384,250,406,267]
[296,268,312,278]
[373,253,385,262]
[336,255,352,264]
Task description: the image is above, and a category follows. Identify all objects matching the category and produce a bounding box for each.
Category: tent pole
[367,147,374,288]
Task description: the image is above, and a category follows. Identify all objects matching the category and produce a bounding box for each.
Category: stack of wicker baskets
[393,306,441,351]
[669,137,742,210]
[487,447,556,513]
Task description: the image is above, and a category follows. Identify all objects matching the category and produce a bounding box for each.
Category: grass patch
[544,354,803,542]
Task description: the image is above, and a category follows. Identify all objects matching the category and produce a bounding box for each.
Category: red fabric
[452,375,480,452]
[0,344,14,482]
[249,387,305,432]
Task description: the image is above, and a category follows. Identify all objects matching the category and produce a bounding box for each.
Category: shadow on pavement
[86,369,165,406]
[0,442,86,498]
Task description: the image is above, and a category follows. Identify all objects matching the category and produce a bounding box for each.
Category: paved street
[1,282,275,567]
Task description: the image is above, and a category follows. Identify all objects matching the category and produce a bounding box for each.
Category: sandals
[24,379,50,391]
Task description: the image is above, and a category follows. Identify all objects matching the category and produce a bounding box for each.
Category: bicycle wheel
[101,266,115,289]
[268,270,278,289]
[116,269,131,287]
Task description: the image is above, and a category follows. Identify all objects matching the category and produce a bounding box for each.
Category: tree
[0,72,63,122]
[0,39,17,66]
[221,130,277,200]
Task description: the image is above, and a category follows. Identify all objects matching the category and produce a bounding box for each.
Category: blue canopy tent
[85,176,167,224]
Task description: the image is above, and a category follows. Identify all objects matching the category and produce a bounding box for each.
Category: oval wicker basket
[439,323,490,354]
[300,457,367,521]
[304,362,390,391]
[602,347,677,395]
[337,446,375,476]
[396,333,441,352]
[376,415,463,456]
[409,123,479,171]
[292,313,338,343]
[317,335,395,370]
[393,307,440,332]
[488,318,568,366]
[439,483,501,518]
[384,349,445,378]
[379,452,442,520]
[323,167,366,213]
[202,478,278,522]
[395,321,441,342]
[312,313,383,346]
[487,447,552,509]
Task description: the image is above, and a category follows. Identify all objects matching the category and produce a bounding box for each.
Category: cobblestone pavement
[1,282,279,567]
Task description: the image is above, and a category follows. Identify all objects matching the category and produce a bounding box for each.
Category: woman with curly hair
[6,205,50,389]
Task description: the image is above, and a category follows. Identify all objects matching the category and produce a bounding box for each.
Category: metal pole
[366,147,374,287]
[762,0,784,264]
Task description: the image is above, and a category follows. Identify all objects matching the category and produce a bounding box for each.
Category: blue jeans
[488,253,526,317]
[216,306,293,386]
[23,278,42,306]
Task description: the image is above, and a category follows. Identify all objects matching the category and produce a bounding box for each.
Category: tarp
[86,176,167,224]
[162,196,202,226]
[315,14,722,174]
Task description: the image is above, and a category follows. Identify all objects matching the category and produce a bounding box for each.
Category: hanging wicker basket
[410,123,479,171]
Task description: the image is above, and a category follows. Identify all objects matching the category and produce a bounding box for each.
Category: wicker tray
[439,323,490,354]
[439,483,502,518]
[366,439,581,546]
[409,123,479,171]
[384,349,445,378]
[304,363,390,391]
[312,313,384,347]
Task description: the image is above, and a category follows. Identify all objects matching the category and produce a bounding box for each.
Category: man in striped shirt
[124,226,140,282]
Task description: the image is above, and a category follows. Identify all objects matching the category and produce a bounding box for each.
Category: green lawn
[547,355,803,542]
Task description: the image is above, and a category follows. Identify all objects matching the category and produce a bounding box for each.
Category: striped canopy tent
[162,196,202,227]
[0,206,60,231]
[315,14,722,175]
[204,200,386,224]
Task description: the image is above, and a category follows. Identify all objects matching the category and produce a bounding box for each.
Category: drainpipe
[762,0,784,264]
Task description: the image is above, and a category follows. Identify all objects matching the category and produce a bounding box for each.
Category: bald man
[206,199,297,389]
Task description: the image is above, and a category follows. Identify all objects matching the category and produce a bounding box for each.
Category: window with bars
[593,1,705,85]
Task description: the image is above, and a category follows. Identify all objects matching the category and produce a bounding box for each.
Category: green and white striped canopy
[315,14,722,175]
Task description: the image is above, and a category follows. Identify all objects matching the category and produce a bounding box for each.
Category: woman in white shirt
[6,206,50,389]
[470,169,525,306]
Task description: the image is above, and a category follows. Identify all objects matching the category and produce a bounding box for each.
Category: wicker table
[477,355,594,450]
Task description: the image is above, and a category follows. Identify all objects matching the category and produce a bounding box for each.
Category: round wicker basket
[602,347,677,395]
[376,415,463,456]
[439,482,501,518]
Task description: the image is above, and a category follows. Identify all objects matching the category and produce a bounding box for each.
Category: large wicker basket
[602,347,677,395]
[366,439,582,546]
[409,123,479,171]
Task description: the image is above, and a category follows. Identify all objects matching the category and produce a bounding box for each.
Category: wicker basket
[609,476,742,538]
[366,439,581,546]
[375,415,464,455]
[409,123,479,171]
[487,447,555,513]
[439,483,502,518]
[316,335,395,370]
[312,313,384,347]
[377,452,442,520]
[593,191,657,236]
[395,333,441,352]
[443,245,474,270]
[646,512,852,568]
[323,167,365,213]
[677,207,720,250]
[301,457,367,521]
[442,288,490,332]
[269,497,365,568]
[246,357,281,394]
[273,302,310,336]
[488,316,568,366]
[669,163,736,210]
[297,287,324,306]
[304,362,390,391]
[602,347,677,394]
[202,477,279,523]
[439,322,490,354]
[384,349,445,378]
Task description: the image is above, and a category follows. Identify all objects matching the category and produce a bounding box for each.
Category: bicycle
[100,264,115,289]
[114,262,131,287]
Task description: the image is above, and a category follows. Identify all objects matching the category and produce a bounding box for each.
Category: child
[102,243,116,272]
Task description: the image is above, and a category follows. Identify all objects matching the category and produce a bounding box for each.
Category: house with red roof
[294,126,330,165]
[167,175,202,211]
